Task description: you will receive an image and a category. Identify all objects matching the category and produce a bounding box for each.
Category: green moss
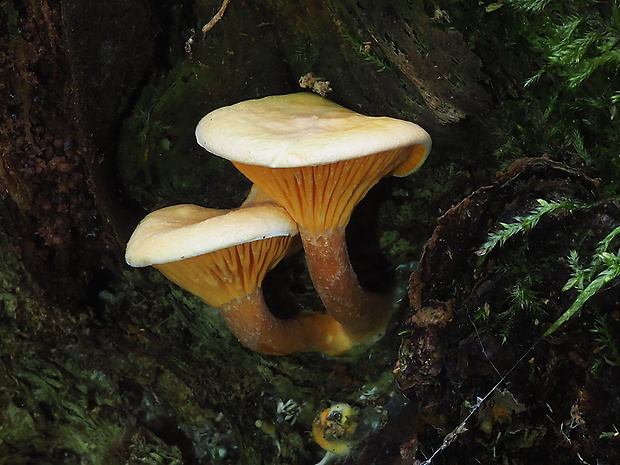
[117,60,250,210]
[117,2,292,210]
[0,0,19,41]
[443,0,620,190]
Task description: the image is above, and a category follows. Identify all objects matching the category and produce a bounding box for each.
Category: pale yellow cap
[125,203,297,267]
[195,93,432,170]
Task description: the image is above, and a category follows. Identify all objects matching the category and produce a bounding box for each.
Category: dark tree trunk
[1,1,617,464]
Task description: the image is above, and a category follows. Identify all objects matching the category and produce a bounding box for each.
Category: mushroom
[312,403,359,455]
[195,93,432,339]
[125,202,353,355]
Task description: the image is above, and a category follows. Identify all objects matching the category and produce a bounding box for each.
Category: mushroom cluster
[126,92,431,355]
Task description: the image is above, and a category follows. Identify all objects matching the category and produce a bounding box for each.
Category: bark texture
[1,1,617,464]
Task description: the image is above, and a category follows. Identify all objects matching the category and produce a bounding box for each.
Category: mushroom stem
[301,228,390,338]
[220,288,353,355]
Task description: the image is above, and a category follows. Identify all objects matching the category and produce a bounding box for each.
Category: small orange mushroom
[195,93,432,340]
[312,403,359,455]
[125,203,352,355]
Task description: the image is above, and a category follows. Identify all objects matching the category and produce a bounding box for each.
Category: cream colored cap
[125,203,297,267]
[195,93,432,168]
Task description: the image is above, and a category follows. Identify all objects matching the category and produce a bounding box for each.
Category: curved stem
[219,288,353,355]
[302,229,390,339]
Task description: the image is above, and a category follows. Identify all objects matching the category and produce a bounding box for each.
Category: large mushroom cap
[196,92,432,172]
[195,93,432,236]
[125,203,297,267]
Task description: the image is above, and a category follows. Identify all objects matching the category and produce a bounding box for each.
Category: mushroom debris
[196,92,432,342]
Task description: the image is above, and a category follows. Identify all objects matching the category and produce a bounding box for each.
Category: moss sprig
[546,225,620,336]
[476,198,583,257]
[591,312,620,371]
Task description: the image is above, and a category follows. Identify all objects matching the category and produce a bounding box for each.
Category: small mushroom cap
[312,403,359,455]
[196,92,431,171]
[125,203,297,267]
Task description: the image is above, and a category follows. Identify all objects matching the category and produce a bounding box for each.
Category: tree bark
[5,1,609,464]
